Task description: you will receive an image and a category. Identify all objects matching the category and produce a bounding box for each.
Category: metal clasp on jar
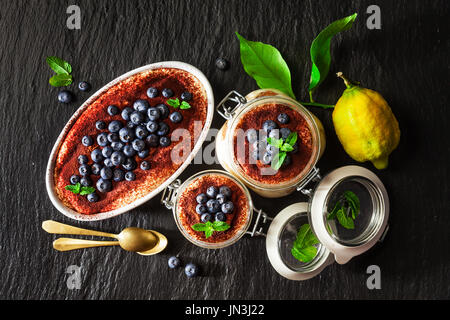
[246,207,273,237]
[296,167,321,197]
[161,179,182,209]
[217,91,247,120]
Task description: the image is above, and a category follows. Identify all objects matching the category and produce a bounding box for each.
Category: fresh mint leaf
[327,200,341,220]
[46,56,72,75]
[191,221,230,238]
[280,143,293,152]
[327,191,360,229]
[308,13,357,99]
[166,98,180,108]
[49,74,73,87]
[212,221,231,232]
[271,151,286,171]
[80,186,96,196]
[344,191,360,219]
[65,183,81,194]
[191,223,208,232]
[235,32,296,99]
[336,207,355,229]
[285,132,298,146]
[180,101,191,110]
[205,228,214,238]
[267,137,283,149]
[291,224,319,263]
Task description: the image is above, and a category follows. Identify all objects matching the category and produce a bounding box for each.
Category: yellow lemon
[332,73,400,169]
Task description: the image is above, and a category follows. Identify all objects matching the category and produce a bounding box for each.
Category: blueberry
[206,186,218,198]
[196,193,208,204]
[91,149,104,163]
[147,87,158,98]
[162,88,173,98]
[80,176,92,187]
[104,158,114,168]
[168,256,181,269]
[266,144,278,155]
[215,212,227,222]
[291,142,298,154]
[146,134,159,147]
[181,91,192,101]
[159,136,171,147]
[216,193,227,205]
[282,154,291,167]
[200,213,212,223]
[140,160,151,170]
[111,151,126,166]
[156,104,169,119]
[138,149,149,159]
[108,120,123,133]
[184,263,199,278]
[157,122,170,136]
[132,139,146,152]
[246,129,258,143]
[126,121,136,129]
[206,199,220,213]
[113,168,125,182]
[122,158,137,171]
[97,132,109,147]
[280,127,292,140]
[81,135,94,147]
[78,81,91,92]
[107,105,120,116]
[169,111,182,123]
[119,127,135,143]
[111,141,125,151]
[121,107,134,121]
[107,132,120,143]
[133,99,149,113]
[91,163,102,175]
[58,90,73,103]
[147,107,161,121]
[122,146,136,159]
[215,57,229,70]
[261,152,272,165]
[221,201,234,214]
[196,204,207,215]
[146,121,158,133]
[96,178,112,193]
[125,171,136,181]
[95,120,107,130]
[100,167,113,180]
[219,186,232,198]
[78,164,91,176]
[86,193,99,202]
[278,113,290,124]
[135,125,149,139]
[130,111,145,125]
[252,140,267,153]
[70,175,80,185]
[101,146,113,158]
[262,120,278,134]
[78,154,88,165]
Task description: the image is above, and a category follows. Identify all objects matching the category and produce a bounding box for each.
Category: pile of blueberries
[195,185,234,223]
[68,87,192,202]
[246,112,298,167]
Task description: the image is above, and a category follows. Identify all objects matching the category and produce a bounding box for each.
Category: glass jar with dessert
[161,166,389,281]
[215,88,326,198]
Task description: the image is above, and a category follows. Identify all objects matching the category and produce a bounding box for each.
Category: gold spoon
[42,220,167,255]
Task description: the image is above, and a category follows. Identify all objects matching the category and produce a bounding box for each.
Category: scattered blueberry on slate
[69,86,194,201]
[78,81,91,92]
[215,57,229,70]
[58,90,73,103]
[168,256,181,269]
[184,263,199,278]
[196,185,234,224]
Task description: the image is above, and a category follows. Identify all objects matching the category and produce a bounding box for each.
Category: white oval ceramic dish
[45,61,214,221]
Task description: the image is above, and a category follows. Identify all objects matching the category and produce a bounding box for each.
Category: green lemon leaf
[80,186,96,196]
[166,98,180,108]
[65,183,81,194]
[46,56,72,75]
[236,32,295,99]
[180,101,192,110]
[49,73,73,87]
[271,151,286,171]
[308,13,357,95]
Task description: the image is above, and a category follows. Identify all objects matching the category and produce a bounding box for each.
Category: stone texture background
[0,0,448,299]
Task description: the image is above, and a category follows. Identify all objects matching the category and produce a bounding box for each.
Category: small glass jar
[215,89,326,198]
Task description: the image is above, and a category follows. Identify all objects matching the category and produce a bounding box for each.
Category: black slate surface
[0,0,449,300]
